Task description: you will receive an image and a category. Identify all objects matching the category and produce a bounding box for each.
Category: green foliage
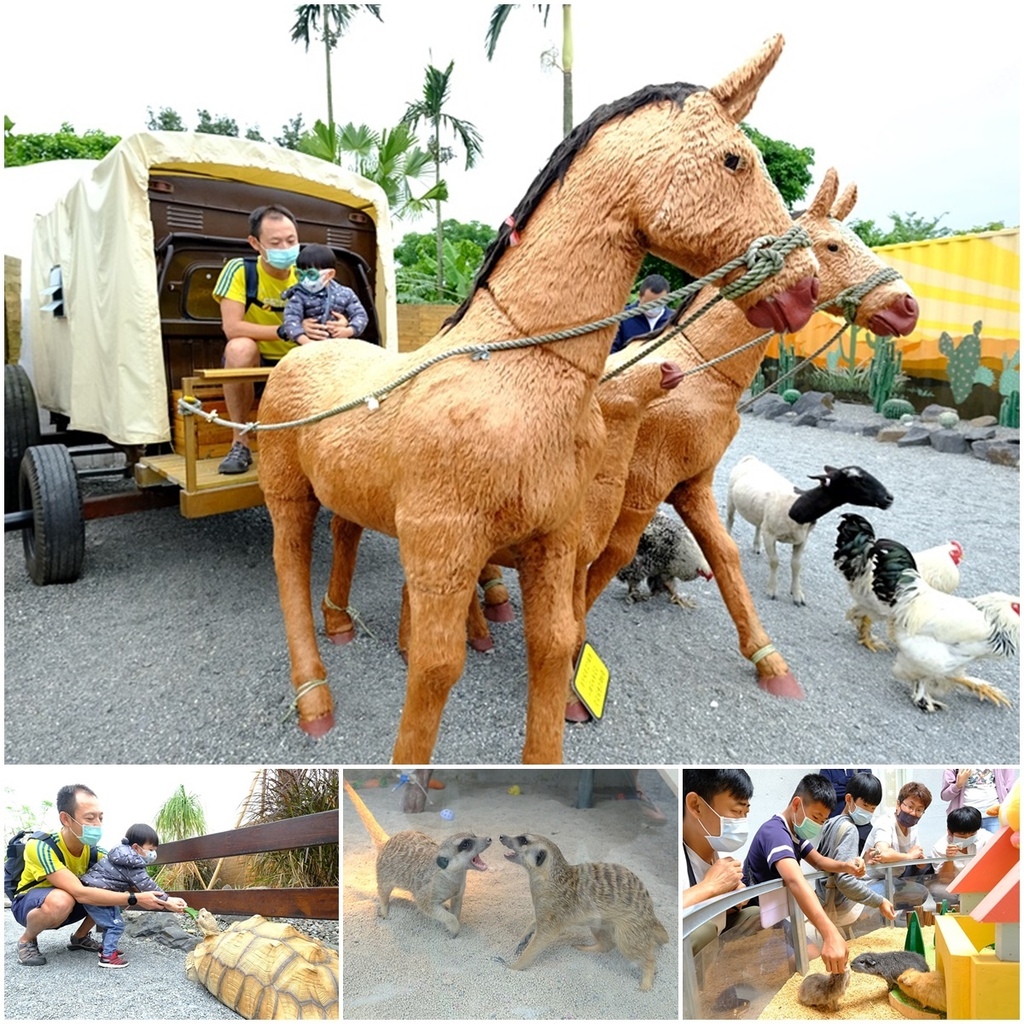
[939,320,984,405]
[849,211,951,248]
[240,769,338,889]
[782,388,801,404]
[147,106,187,132]
[882,398,915,420]
[397,236,486,303]
[999,391,1019,428]
[275,114,306,150]
[395,219,496,266]
[154,784,208,891]
[740,124,814,206]
[4,789,55,833]
[4,119,120,167]
[867,335,903,412]
[196,109,240,137]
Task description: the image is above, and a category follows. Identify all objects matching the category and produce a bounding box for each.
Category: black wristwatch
[277,324,290,341]
[126,892,137,906]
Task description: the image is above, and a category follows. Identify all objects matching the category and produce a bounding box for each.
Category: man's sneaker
[218,441,253,475]
[98,952,129,969]
[67,932,103,952]
[17,939,46,966]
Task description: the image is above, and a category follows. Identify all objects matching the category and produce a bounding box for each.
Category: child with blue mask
[742,773,866,976]
[813,772,897,933]
[279,243,369,347]
[80,823,187,969]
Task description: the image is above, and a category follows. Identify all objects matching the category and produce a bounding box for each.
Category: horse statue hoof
[483,601,515,623]
[757,672,805,700]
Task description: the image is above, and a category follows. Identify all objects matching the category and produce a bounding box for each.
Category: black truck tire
[19,444,85,585]
[5,364,42,513]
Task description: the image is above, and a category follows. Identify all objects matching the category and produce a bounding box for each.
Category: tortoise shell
[185,913,339,1020]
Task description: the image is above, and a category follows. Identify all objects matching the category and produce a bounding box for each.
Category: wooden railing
[157,809,338,919]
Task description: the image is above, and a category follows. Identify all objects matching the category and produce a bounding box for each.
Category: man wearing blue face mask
[742,774,866,974]
[79,823,187,968]
[682,769,755,955]
[10,785,174,967]
[864,780,933,913]
[926,806,992,908]
[813,773,896,934]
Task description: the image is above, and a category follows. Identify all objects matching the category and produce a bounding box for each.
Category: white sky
[3,1,1020,236]
[3,765,264,841]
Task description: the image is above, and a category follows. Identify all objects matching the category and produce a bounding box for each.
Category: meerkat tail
[343,780,390,849]
[654,920,669,945]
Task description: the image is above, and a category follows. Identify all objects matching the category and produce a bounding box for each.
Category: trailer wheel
[19,444,85,585]
[5,364,42,513]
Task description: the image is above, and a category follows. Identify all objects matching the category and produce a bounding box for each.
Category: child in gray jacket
[280,243,368,345]
[80,823,187,968]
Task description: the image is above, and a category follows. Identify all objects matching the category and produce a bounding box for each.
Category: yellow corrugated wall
[781,228,1019,380]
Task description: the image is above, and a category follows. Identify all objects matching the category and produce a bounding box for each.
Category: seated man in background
[609,273,673,353]
[864,780,933,912]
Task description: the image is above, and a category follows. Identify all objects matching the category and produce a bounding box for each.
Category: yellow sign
[572,642,610,720]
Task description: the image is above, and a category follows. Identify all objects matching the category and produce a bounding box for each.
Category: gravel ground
[4,402,1019,765]
[2,907,338,1020]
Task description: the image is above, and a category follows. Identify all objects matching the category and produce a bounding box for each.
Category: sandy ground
[341,768,679,1020]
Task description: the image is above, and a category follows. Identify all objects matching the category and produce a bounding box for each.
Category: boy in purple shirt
[742,773,866,974]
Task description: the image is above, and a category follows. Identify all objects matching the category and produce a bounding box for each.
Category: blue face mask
[70,816,102,846]
[950,833,978,848]
[793,801,823,842]
[849,803,873,826]
[263,245,299,270]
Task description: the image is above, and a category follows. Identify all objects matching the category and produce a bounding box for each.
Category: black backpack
[4,829,98,899]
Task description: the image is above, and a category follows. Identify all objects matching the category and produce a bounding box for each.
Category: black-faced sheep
[725,456,893,605]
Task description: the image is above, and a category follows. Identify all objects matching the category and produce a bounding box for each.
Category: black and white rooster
[616,511,712,607]
[871,539,1018,712]
[833,513,963,651]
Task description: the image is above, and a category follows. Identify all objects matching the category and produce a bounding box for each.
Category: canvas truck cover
[27,132,398,445]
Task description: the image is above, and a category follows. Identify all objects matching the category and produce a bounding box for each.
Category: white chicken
[870,538,1019,712]
[833,513,963,651]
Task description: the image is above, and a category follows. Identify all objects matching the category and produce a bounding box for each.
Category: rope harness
[179,225,816,434]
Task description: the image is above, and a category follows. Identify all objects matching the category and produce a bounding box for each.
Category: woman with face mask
[79,823,188,968]
[682,769,756,957]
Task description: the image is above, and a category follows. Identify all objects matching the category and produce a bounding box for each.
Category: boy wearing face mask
[682,769,754,955]
[927,806,991,907]
[813,773,896,931]
[280,244,368,347]
[864,780,932,911]
[742,774,866,975]
[79,823,187,969]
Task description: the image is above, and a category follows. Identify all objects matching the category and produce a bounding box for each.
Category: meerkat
[499,832,669,991]
[897,968,947,1012]
[343,780,491,936]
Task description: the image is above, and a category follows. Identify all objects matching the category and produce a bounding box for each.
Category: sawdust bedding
[758,926,937,1019]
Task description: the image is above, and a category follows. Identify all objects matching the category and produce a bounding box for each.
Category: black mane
[444,81,705,331]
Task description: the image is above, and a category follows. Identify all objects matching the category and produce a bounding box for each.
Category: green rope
[179,225,813,434]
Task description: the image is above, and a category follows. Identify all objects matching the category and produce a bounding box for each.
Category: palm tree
[401,61,483,296]
[153,784,208,891]
[298,118,447,219]
[290,5,382,128]
[485,5,574,137]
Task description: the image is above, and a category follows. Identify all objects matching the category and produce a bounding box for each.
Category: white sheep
[725,455,894,605]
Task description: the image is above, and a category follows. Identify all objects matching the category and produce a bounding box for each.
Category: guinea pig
[797,969,850,1011]
[897,968,946,1012]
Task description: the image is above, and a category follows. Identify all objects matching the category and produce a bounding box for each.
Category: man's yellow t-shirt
[14,832,104,895]
[213,258,298,361]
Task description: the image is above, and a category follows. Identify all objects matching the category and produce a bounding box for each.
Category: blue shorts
[10,886,88,929]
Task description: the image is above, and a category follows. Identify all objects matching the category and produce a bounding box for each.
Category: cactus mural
[939,320,996,404]
[998,350,1019,427]
[999,391,1019,428]
[749,365,766,397]
[777,337,797,387]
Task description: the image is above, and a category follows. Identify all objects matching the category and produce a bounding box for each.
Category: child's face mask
[134,844,158,863]
[296,268,330,294]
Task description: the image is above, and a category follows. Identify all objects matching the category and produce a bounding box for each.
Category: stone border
[742,391,1020,467]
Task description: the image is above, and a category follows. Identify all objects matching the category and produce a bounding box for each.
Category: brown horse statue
[580,167,919,704]
[256,34,819,762]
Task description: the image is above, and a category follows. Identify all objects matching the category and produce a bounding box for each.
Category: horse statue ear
[831,181,858,223]
[709,34,785,123]
[808,168,840,220]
